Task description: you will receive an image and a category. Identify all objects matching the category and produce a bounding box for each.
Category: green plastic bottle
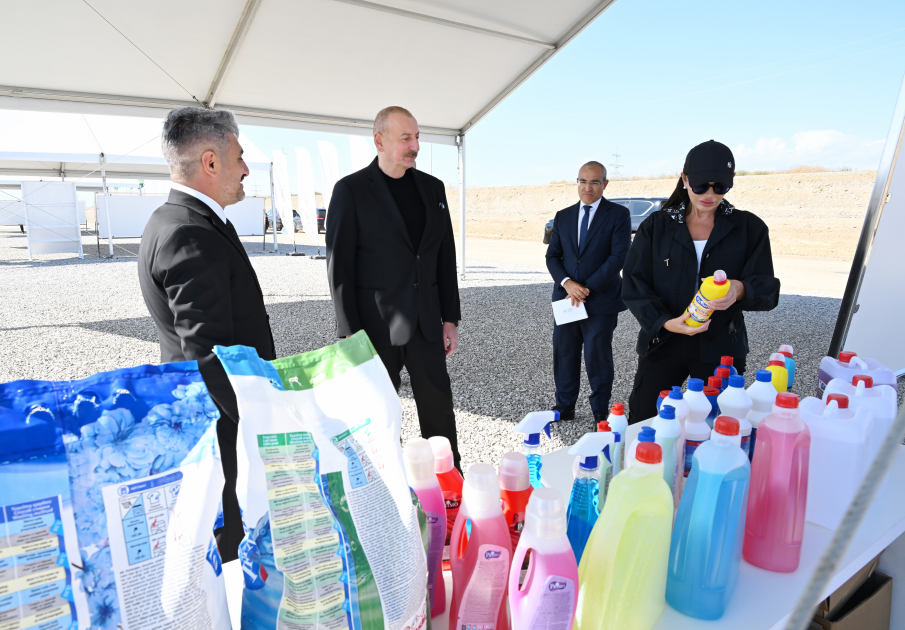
[574,441,674,630]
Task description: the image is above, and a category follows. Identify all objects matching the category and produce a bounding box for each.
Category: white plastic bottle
[625,426,656,468]
[818,351,896,393]
[682,378,712,484]
[746,370,777,461]
[607,403,629,475]
[652,404,685,507]
[823,375,898,470]
[664,387,689,428]
[717,375,754,458]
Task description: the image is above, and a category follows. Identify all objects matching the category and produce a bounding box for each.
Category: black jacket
[622,200,780,361]
[546,199,632,315]
[326,158,461,346]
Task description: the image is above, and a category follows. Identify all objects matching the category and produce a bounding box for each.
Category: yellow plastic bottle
[574,442,674,630]
[765,352,789,393]
[684,270,730,327]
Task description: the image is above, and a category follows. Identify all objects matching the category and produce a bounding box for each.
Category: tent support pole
[457,135,466,280]
[269,163,278,253]
[100,153,113,258]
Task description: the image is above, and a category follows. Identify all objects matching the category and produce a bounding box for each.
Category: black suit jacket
[326,158,461,346]
[546,198,632,315]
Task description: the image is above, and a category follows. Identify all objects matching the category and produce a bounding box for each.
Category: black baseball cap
[683,140,735,188]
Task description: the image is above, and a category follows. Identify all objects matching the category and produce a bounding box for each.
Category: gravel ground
[1,226,902,471]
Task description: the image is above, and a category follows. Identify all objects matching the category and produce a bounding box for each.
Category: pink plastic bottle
[509,487,579,630]
[403,438,446,616]
[743,393,811,572]
[449,463,513,630]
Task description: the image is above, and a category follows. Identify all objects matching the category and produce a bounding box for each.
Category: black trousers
[373,325,461,470]
[553,313,619,417]
[214,412,243,563]
[627,334,746,424]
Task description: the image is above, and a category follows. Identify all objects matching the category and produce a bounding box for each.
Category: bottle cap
[713,270,728,285]
[659,390,670,400]
[715,416,740,436]
[403,438,436,483]
[776,392,799,409]
[826,393,849,409]
[597,420,611,433]
[717,367,731,379]
[498,452,530,492]
[729,374,745,389]
[659,405,676,420]
[852,375,873,388]
[708,376,723,389]
[636,442,662,464]
[524,487,567,539]
[687,378,704,392]
[462,463,502,517]
[755,369,773,383]
[668,386,684,400]
[610,403,625,415]
[838,350,857,363]
[638,426,656,442]
[704,385,720,396]
[720,356,734,366]
[428,436,454,473]
[779,344,794,356]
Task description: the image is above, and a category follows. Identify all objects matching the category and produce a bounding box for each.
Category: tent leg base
[309,255,326,260]
[286,252,304,256]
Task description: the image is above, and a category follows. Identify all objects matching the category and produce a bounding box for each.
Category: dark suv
[542,196,667,244]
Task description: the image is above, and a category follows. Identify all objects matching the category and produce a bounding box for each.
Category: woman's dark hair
[662,176,689,211]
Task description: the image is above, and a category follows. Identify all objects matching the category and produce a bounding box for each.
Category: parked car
[265,210,303,233]
[317,208,326,233]
[542,196,668,244]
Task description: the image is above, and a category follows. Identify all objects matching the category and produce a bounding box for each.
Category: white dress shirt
[561,197,603,287]
[170,182,228,225]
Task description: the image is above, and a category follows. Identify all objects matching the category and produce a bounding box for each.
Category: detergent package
[0,362,229,630]
[215,331,429,630]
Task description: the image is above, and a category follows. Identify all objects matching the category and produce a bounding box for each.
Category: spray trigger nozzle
[568,432,616,470]
[515,411,556,443]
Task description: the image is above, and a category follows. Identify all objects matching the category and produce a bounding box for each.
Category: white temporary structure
[0,0,620,274]
[21,181,82,260]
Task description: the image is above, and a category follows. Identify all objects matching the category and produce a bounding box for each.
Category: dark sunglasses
[690,182,731,195]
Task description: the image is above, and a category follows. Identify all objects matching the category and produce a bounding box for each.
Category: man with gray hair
[138,106,275,562]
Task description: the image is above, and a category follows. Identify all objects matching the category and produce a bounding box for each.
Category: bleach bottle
[685,270,730,327]
[716,366,731,392]
[766,353,789,394]
[403,438,447,616]
[818,351,896,394]
[429,435,463,571]
[743,393,811,572]
[778,345,796,391]
[746,370,777,461]
[717,375,754,457]
[574,442,674,630]
[656,390,670,412]
[667,417,750,620]
[566,432,616,563]
[706,377,722,428]
[516,411,558,488]
[652,404,685,507]
[499,452,533,553]
[449,463,512,630]
[607,403,629,474]
[509,488,579,630]
[714,355,738,377]
[682,378,712,482]
[664,386,689,427]
[625,426,656,468]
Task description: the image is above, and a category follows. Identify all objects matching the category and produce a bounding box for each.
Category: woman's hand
[708,280,746,311]
[663,314,711,336]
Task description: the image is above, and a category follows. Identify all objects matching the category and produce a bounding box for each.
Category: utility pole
[610,152,623,179]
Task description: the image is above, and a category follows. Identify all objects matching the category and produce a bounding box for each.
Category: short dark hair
[579,161,607,181]
[162,107,240,180]
[373,106,416,135]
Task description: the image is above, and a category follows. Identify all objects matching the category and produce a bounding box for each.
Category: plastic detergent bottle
[705,377,722,428]
[429,435,464,571]
[800,394,874,530]
[566,432,616,563]
[743,393,811,572]
[714,355,738,377]
[403,438,447,616]
[716,366,732,392]
[778,345,796,391]
[651,404,685,506]
[625,426,656,469]
[682,378,712,482]
[684,270,730,327]
[665,386,690,427]
[746,370,778,461]
[450,463,513,630]
[666,417,750,620]
[574,442,674,630]
[499,452,534,553]
[818,351,897,393]
[718,375,754,457]
[515,411,558,488]
[509,487,579,630]
[656,390,670,412]
[765,353,789,394]
[823,375,897,476]
[607,403,629,474]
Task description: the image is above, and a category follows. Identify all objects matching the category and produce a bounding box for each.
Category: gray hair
[373,106,416,135]
[162,107,240,180]
[579,160,608,182]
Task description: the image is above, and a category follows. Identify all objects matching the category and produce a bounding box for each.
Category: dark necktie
[579,205,591,248]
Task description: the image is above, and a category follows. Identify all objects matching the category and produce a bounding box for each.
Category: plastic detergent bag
[215,331,430,630]
[0,362,230,630]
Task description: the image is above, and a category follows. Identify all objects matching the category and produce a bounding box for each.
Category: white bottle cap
[463,463,502,517]
[498,452,530,492]
[524,487,567,539]
[769,352,786,363]
[403,438,436,484]
[779,344,794,356]
[428,436,454,473]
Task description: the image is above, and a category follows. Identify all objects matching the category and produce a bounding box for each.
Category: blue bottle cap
[639,426,656,442]
[669,386,683,400]
[687,378,704,392]
[553,410,561,421]
[580,455,599,470]
[524,433,540,446]
[729,375,746,389]
[659,405,676,420]
[756,369,772,383]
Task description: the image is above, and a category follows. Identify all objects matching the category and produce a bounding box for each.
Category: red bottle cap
[852,375,873,388]
[720,356,734,366]
[838,351,857,363]
[659,390,670,399]
[597,420,612,432]
[636,442,662,464]
[611,403,625,415]
[713,270,728,285]
[776,392,800,409]
[769,360,785,367]
[717,367,731,379]
[826,393,849,409]
[778,351,793,359]
[708,376,722,389]
[703,385,720,396]
[714,416,740,436]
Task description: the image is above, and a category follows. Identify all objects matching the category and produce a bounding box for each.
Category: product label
[456,544,509,629]
[685,290,714,324]
[740,434,751,458]
[525,576,575,630]
[425,510,445,606]
[683,439,707,478]
[0,496,78,630]
[441,491,461,567]
[508,512,525,552]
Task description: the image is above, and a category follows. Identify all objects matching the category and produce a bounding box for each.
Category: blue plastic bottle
[666,416,751,620]
[655,390,669,413]
[565,432,614,564]
[705,376,722,429]
[713,356,739,378]
[778,345,796,392]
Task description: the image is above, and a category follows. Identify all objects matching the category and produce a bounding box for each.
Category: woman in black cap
[622,140,780,422]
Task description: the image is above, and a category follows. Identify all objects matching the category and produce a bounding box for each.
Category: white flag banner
[271,150,293,236]
[317,140,340,211]
[349,135,373,171]
[295,147,320,245]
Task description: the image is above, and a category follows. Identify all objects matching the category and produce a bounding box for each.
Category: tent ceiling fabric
[0,0,616,141]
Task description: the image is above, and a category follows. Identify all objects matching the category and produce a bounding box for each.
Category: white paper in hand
[552,297,589,326]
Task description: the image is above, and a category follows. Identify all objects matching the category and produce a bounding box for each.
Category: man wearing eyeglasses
[546,161,632,425]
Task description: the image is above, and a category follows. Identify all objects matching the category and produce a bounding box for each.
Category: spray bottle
[625,426,656,468]
[499,452,533,553]
[565,431,616,564]
[682,378,712,483]
[778,345,796,391]
[515,411,558,488]
[606,403,628,474]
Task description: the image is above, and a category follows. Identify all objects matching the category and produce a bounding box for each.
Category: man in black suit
[546,161,632,424]
[326,106,462,468]
[138,107,275,562]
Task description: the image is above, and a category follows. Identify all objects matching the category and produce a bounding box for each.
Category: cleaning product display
[403,438,447,616]
[499,451,533,553]
[606,403,628,474]
[705,377,722,428]
[449,463,512,630]
[651,403,685,506]
[765,353,789,394]
[574,442,674,630]
[718,375,754,457]
[216,334,429,630]
[714,355,738,377]
[509,487,579,630]
[682,378,713,481]
[743,393,810,573]
[667,417,750,620]
[746,370,778,461]
[566,432,616,563]
[626,426,656,468]
[0,363,229,630]
[515,411,558,488]
[777,345,796,391]
[817,350,896,393]
[430,434,463,571]
[684,270,730,327]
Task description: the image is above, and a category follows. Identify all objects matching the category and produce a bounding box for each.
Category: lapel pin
[665,258,669,266]
[440,202,445,210]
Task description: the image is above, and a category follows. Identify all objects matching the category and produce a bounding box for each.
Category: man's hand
[563,279,590,307]
[708,280,746,311]
[663,314,711,336]
[442,322,458,357]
